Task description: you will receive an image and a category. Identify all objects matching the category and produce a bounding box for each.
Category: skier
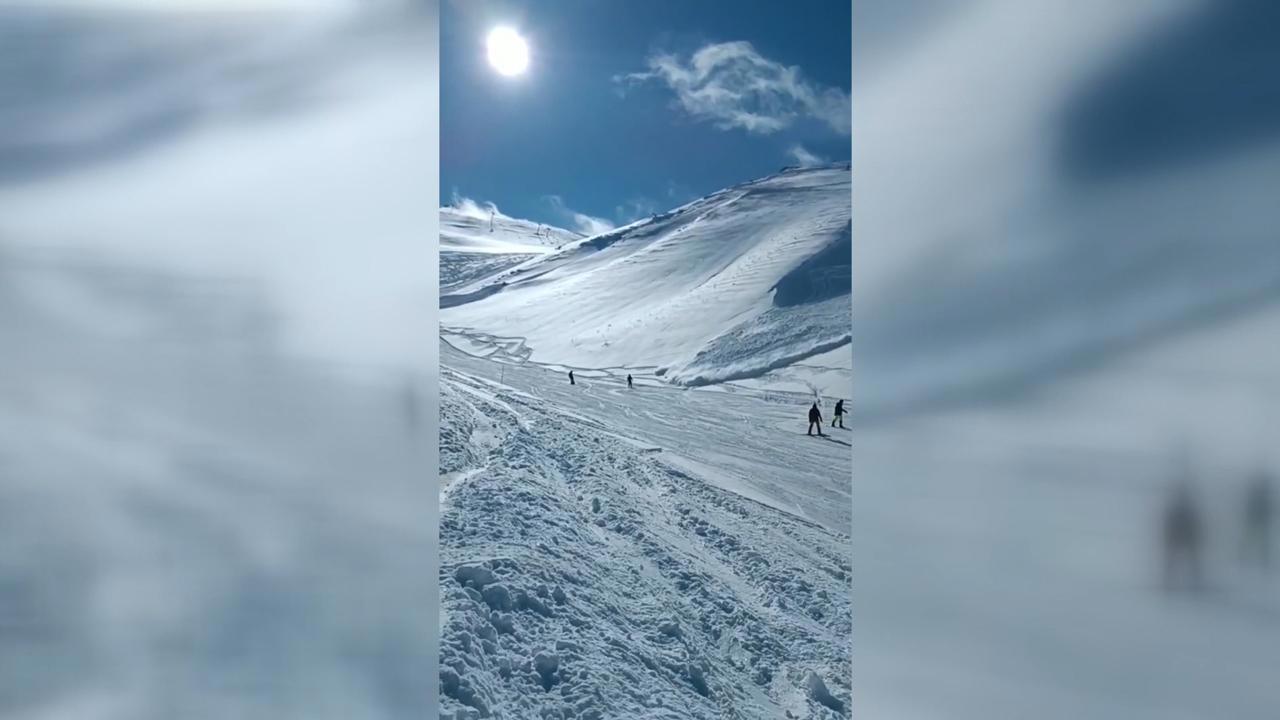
[1242,470,1273,569]
[807,402,823,436]
[400,376,421,432]
[626,374,633,389]
[1163,481,1204,592]
[568,370,575,385]
[831,399,845,429]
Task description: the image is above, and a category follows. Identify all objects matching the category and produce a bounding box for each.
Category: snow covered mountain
[440,206,579,293]
[437,167,853,719]
[441,165,852,396]
[441,206,581,254]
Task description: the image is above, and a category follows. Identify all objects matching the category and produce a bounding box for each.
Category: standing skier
[1163,481,1204,592]
[831,399,845,428]
[1242,470,1273,569]
[807,402,823,436]
[626,374,633,389]
[568,370,575,385]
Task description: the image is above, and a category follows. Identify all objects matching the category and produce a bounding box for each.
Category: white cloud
[788,144,826,167]
[615,197,659,223]
[446,191,509,221]
[546,195,615,236]
[618,41,850,135]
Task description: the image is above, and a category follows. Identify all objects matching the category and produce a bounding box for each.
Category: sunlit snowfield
[437,163,854,718]
[0,4,437,718]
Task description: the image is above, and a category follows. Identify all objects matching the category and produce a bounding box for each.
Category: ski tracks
[439,370,850,719]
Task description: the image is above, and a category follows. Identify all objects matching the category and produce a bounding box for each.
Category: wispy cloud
[546,195,615,236]
[617,41,850,135]
[788,144,826,167]
[446,190,509,221]
[615,197,659,224]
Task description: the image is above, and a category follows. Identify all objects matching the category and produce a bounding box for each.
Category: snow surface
[439,339,851,719]
[438,164,853,718]
[441,207,580,255]
[441,165,852,398]
[439,208,575,293]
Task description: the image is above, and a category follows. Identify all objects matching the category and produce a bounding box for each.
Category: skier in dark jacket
[807,403,823,436]
[568,370,575,385]
[1242,470,1273,569]
[1163,481,1204,591]
[626,374,633,389]
[831,399,846,428]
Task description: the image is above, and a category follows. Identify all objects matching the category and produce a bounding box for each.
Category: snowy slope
[441,165,851,395]
[440,208,578,293]
[440,206,580,254]
[439,341,851,719]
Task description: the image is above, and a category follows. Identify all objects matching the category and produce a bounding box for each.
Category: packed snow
[439,344,851,719]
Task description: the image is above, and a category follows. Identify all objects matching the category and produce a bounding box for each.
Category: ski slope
[440,206,579,254]
[439,339,851,719]
[440,207,577,293]
[441,165,852,397]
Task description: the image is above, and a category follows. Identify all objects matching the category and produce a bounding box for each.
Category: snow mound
[441,165,851,395]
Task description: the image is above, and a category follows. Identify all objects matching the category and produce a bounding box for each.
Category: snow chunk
[806,671,845,714]
[534,650,560,690]
[482,583,513,612]
[455,564,497,589]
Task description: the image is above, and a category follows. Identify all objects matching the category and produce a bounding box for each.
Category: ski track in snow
[440,337,851,533]
[438,341,851,719]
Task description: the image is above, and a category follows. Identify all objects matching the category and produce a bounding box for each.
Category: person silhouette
[1163,480,1204,592]
[807,403,823,436]
[831,399,845,428]
[1242,470,1273,569]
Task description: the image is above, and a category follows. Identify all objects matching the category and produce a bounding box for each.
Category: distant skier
[1163,481,1204,592]
[626,374,633,389]
[1242,470,1273,569]
[568,370,575,385]
[830,399,845,429]
[807,402,823,436]
[400,376,421,432]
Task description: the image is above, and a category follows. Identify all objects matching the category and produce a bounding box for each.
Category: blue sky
[441,0,851,234]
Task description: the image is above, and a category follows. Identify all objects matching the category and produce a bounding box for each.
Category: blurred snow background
[853,0,1279,717]
[0,2,438,718]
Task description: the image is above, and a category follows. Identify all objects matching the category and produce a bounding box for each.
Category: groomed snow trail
[439,344,852,719]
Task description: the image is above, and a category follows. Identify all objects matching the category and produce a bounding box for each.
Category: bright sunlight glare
[486,26,529,77]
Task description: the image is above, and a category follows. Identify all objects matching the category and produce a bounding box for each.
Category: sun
[486,26,529,77]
